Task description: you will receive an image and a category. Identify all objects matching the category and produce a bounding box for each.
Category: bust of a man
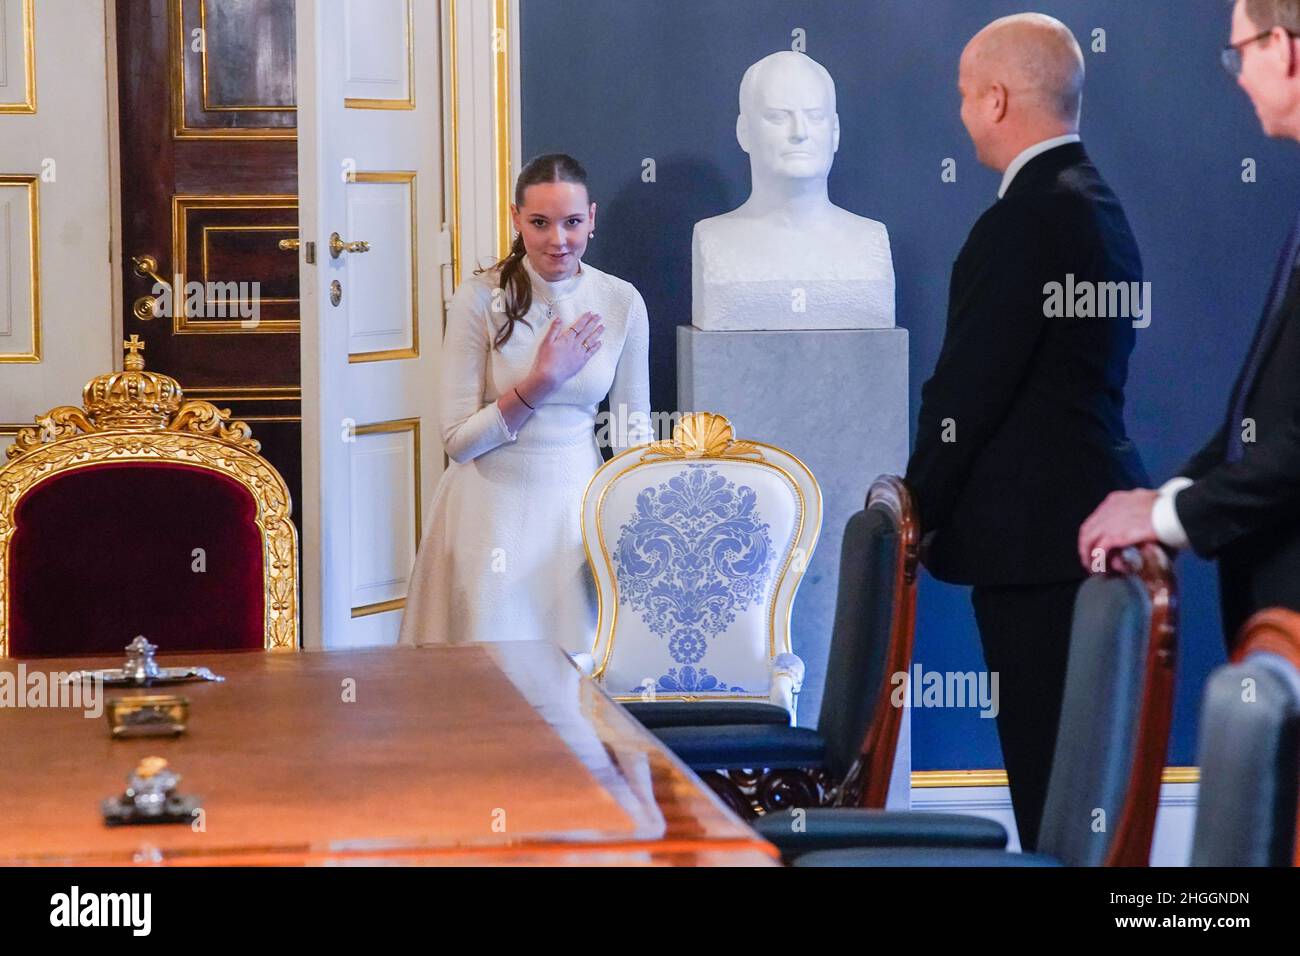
[692,51,896,331]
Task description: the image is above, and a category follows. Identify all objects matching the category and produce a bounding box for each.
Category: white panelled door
[297,0,447,648]
[0,0,113,450]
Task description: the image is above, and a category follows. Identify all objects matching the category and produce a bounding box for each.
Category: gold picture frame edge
[344,171,419,363]
[0,0,37,114]
[347,416,422,618]
[0,174,40,362]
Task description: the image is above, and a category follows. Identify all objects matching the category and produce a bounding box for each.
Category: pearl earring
[589,231,595,239]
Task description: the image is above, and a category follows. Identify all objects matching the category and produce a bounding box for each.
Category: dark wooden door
[116,0,301,539]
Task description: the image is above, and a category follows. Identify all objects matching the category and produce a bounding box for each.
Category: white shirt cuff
[492,400,518,443]
[1151,477,1194,550]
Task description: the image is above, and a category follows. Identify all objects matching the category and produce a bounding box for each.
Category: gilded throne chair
[0,337,298,657]
[579,411,821,722]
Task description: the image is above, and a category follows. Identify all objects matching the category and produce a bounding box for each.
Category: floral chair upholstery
[0,336,298,656]
[580,412,821,721]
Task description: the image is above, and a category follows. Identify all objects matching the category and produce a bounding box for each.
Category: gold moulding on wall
[911,767,1201,788]
[349,417,422,620]
[0,0,36,114]
[0,175,40,362]
[346,170,420,363]
[344,0,416,111]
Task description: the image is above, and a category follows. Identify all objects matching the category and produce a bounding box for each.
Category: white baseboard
[910,782,1199,864]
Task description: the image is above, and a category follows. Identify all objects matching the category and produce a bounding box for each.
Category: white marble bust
[692,51,896,331]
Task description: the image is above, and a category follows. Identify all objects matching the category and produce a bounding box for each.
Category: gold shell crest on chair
[6,335,259,460]
[642,411,766,461]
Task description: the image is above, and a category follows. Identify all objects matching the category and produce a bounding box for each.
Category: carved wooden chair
[1187,609,1300,866]
[579,411,821,723]
[0,337,298,656]
[785,543,1178,865]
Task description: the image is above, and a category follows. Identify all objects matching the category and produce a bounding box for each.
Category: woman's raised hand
[531,312,604,392]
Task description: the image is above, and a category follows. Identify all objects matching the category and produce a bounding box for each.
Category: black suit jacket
[906,143,1150,587]
[1174,224,1300,643]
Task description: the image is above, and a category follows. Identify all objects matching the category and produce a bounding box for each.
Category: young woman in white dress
[399,154,653,652]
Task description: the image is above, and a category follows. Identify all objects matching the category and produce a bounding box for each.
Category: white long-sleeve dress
[398,256,653,652]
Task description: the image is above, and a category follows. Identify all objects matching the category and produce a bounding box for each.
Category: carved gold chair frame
[0,337,298,655]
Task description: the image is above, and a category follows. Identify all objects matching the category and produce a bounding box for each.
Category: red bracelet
[514,386,535,410]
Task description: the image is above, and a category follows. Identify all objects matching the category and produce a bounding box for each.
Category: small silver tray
[65,665,225,687]
[63,635,225,686]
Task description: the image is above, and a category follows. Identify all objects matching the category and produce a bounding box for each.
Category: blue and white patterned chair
[580,411,821,724]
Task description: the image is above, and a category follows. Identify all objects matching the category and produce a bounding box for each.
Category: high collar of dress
[522,254,585,301]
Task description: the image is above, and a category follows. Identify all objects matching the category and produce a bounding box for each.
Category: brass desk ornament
[106,695,189,738]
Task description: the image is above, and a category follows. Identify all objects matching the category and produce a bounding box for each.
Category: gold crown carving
[5,335,260,460]
[83,335,184,429]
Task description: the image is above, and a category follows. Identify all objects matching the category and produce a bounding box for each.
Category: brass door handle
[131,254,170,287]
[130,255,171,321]
[329,232,372,259]
[278,239,300,252]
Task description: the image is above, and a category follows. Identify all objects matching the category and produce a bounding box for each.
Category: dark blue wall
[520,0,1300,769]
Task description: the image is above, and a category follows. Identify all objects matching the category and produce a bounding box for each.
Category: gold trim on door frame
[344,0,416,110]
[171,0,296,139]
[170,194,299,333]
[446,0,461,289]
[492,0,511,260]
[0,175,40,363]
[184,386,302,402]
[350,417,422,618]
[445,0,515,290]
[181,387,302,423]
[0,0,35,114]
[346,171,419,363]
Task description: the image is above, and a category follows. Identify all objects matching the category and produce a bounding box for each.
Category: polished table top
[0,642,776,866]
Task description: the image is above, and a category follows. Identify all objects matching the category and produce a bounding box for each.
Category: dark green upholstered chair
[1189,610,1300,867]
[649,476,934,822]
[789,543,1178,866]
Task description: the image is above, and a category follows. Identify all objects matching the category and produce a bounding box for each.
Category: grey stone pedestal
[678,324,913,806]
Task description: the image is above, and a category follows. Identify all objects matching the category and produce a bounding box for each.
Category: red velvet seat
[8,461,265,657]
[1,337,298,657]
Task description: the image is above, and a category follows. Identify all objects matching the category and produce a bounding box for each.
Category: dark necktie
[1225,210,1300,463]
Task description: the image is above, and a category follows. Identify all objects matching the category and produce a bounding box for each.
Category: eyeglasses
[1222,28,1300,76]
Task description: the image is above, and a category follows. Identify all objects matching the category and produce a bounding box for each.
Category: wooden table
[0,642,777,866]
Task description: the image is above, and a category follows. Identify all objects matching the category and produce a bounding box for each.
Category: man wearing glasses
[1080,0,1300,649]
